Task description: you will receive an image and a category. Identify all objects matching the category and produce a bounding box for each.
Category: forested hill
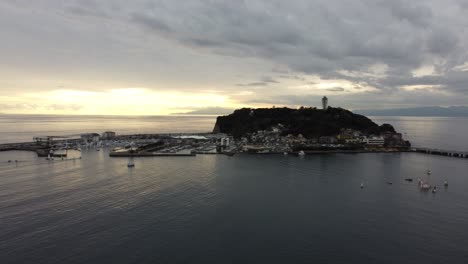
[213,107,396,138]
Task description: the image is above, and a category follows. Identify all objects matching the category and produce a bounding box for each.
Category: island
[213,106,411,154]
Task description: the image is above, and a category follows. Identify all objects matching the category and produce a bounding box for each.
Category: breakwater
[2,141,468,160]
[414,148,468,158]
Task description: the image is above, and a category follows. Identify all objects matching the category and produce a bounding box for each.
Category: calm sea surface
[1,115,468,263]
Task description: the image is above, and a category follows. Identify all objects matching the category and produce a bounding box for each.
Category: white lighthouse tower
[322,96,328,110]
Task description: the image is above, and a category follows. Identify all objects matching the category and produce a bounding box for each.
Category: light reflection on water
[1,149,468,263]
[372,116,468,151]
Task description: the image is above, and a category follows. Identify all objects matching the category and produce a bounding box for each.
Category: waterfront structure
[322,96,328,110]
[365,136,385,146]
[220,137,231,147]
[102,131,116,140]
[319,136,338,144]
[81,133,100,144]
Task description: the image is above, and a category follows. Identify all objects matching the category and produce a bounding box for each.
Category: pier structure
[414,148,468,158]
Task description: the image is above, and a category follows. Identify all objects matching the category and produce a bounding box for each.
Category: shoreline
[1,136,468,160]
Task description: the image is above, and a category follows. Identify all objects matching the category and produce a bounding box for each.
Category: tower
[322,96,328,110]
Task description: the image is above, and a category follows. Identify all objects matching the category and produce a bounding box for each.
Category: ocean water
[1,150,468,263]
[371,116,468,151]
[1,115,468,263]
[0,115,216,144]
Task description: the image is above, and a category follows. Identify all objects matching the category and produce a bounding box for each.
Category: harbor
[2,134,468,160]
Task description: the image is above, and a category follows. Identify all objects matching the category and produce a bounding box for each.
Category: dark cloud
[326,87,345,92]
[1,0,468,111]
[260,76,279,84]
[126,0,468,97]
[236,82,269,87]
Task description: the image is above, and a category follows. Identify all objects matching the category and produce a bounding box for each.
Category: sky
[1,0,468,115]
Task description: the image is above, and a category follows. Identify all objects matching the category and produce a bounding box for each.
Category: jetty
[414,148,468,158]
[109,152,196,157]
[0,142,47,153]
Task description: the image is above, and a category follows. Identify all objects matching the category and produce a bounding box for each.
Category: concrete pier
[414,148,468,159]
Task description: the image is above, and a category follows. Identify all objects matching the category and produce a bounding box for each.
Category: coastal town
[0,97,442,159]
[3,98,467,160]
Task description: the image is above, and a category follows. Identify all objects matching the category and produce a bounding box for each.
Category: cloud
[326,87,345,92]
[1,0,468,114]
[172,106,234,115]
[236,82,269,87]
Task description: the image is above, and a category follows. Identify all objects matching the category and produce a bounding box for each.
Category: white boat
[127,157,135,168]
[420,183,431,191]
[360,182,364,189]
[298,150,305,156]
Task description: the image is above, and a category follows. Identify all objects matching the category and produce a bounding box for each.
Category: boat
[386,181,393,185]
[298,150,305,157]
[432,186,437,193]
[405,178,413,182]
[46,152,54,161]
[426,169,432,175]
[444,180,448,187]
[127,157,135,168]
[420,183,431,191]
[283,152,288,156]
[360,182,364,189]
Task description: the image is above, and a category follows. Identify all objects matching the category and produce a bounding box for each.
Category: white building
[322,96,328,109]
[365,136,385,146]
[220,137,231,147]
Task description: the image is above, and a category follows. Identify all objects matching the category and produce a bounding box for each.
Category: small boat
[386,181,393,185]
[222,151,235,157]
[283,152,288,156]
[432,186,437,193]
[127,157,135,168]
[360,182,364,189]
[46,153,53,161]
[405,178,413,182]
[420,183,431,191]
[444,180,448,187]
[426,169,432,175]
[298,150,305,157]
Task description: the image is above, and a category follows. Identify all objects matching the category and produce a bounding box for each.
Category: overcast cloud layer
[1,0,468,114]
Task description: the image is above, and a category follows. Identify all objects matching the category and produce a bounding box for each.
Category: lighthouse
[322,96,328,110]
